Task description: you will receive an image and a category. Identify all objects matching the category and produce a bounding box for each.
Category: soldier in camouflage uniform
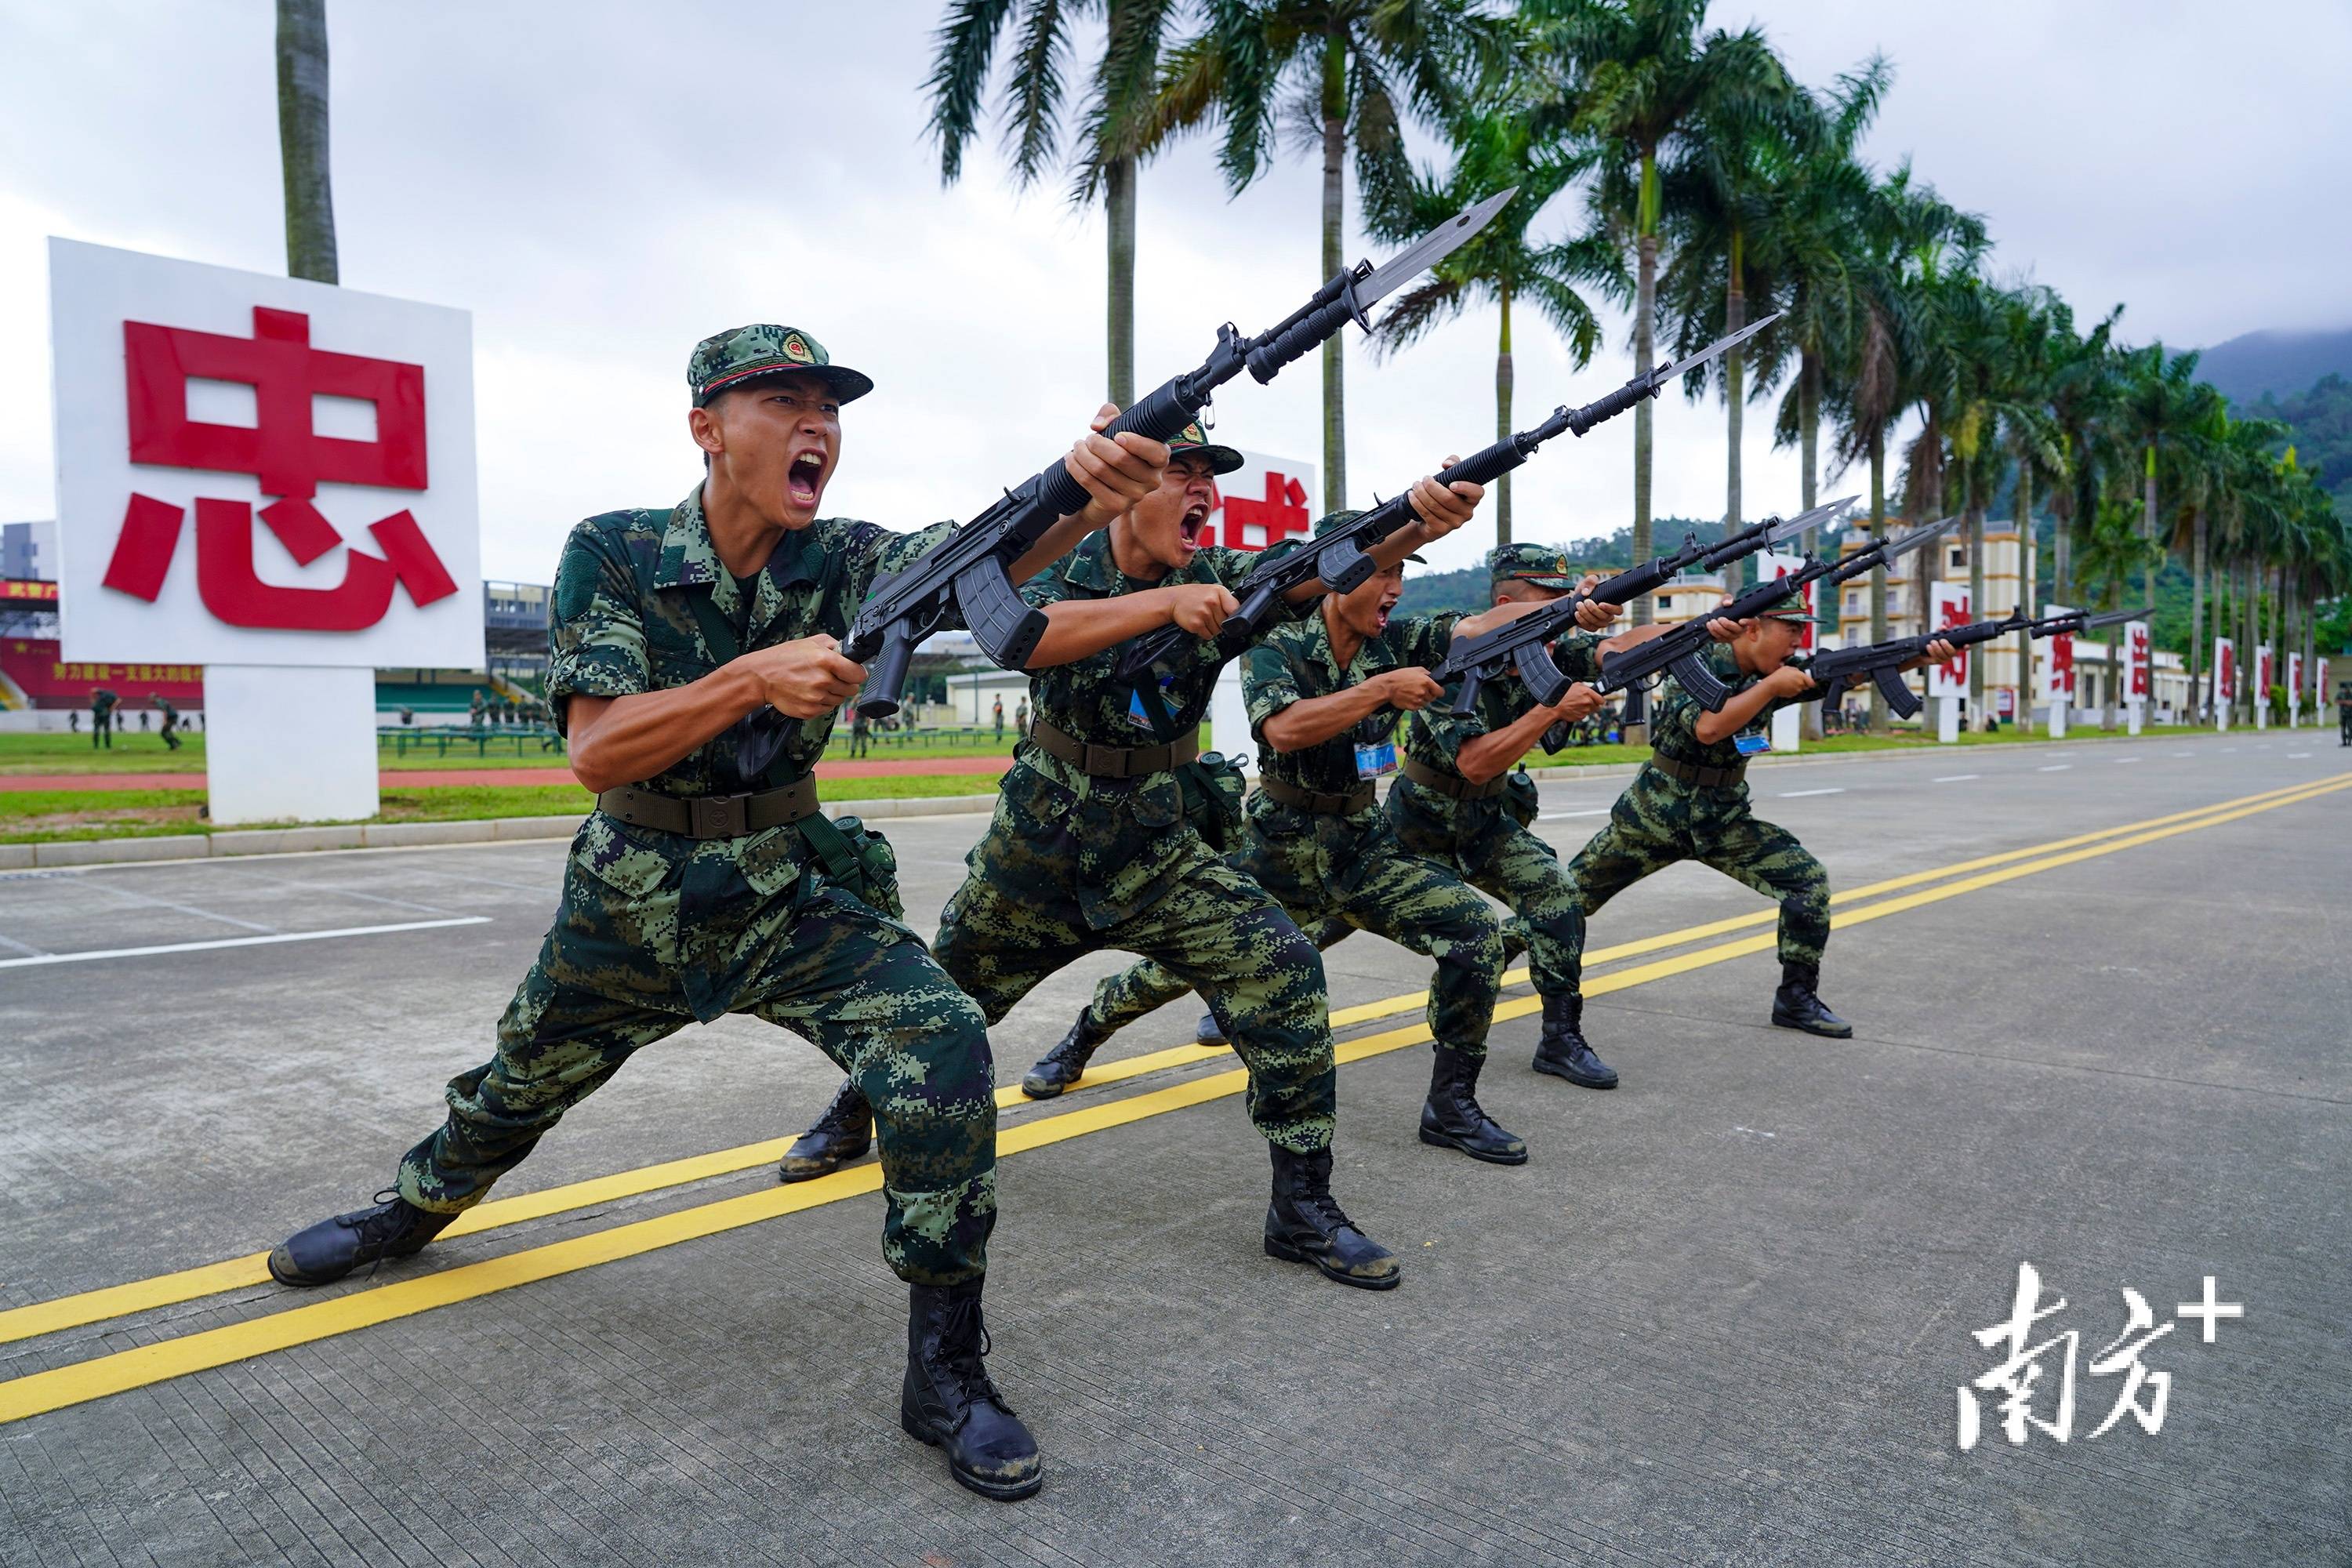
[782,431,1483,1289]
[1054,517,1624,1164]
[1390,544,1722,1091]
[1556,602,1955,1052]
[268,325,1175,1503]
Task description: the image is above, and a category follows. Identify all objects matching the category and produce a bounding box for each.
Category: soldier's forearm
[1261,684,1390,753]
[1025,591,1189,670]
[1457,704,1554,785]
[566,668,764,793]
[1693,681,1778,745]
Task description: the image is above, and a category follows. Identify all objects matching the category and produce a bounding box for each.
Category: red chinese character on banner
[2049,630,2075,698]
[1938,590,1973,687]
[1209,470,1310,552]
[100,307,455,631]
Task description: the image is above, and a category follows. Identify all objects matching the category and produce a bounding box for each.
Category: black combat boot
[1022,1008,1108,1099]
[1263,1145,1401,1290]
[1531,993,1618,1088]
[901,1280,1043,1501]
[776,1080,873,1183]
[1770,963,1852,1038]
[1194,1009,1228,1047]
[1418,1047,1528,1165]
[268,1190,456,1287]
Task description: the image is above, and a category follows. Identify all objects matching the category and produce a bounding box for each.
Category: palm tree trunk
[1723,233,1744,540]
[1105,155,1136,407]
[2188,504,2207,720]
[2014,461,2035,733]
[1495,282,1514,548]
[1798,352,1820,514]
[1965,471,1985,710]
[1630,147,1660,624]
[1319,32,1346,511]
[276,0,338,285]
[1798,350,1823,742]
[1623,147,1661,745]
[1867,431,1888,731]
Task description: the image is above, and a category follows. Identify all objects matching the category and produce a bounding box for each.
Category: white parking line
[74,877,277,934]
[2111,757,2140,764]
[1933,775,1980,783]
[1539,808,1610,820]
[2289,752,2313,759]
[0,929,47,958]
[2170,750,2194,757]
[1778,788,1845,797]
[205,862,451,916]
[2037,764,2071,772]
[0,916,493,969]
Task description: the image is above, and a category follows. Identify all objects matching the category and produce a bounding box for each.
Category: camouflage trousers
[1563,769,1830,990]
[1388,782,1582,1002]
[397,833,996,1287]
[1090,803,1506,1060]
[934,821,1336,1152]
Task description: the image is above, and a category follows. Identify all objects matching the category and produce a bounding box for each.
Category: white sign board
[1202,447,1319,554]
[2212,637,2235,706]
[2288,650,2304,723]
[2125,620,2151,703]
[1926,582,1970,700]
[50,238,482,668]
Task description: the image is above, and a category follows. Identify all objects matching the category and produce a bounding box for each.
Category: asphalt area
[0,731,2345,1566]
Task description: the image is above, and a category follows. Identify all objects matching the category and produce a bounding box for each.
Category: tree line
[926,0,2350,728]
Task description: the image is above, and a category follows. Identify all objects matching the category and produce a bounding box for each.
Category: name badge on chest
[1733,731,1773,757]
[1355,740,1399,779]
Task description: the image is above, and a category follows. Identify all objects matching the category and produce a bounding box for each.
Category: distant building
[1,521,56,582]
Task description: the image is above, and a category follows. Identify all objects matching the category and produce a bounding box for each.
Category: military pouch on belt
[798,812,905,920]
[1179,751,1249,852]
[1504,765,1541,829]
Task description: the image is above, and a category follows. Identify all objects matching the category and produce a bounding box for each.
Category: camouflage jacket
[1243,609,1461,837]
[542,482,952,1011]
[982,531,1308,930]
[1389,631,1604,859]
[1646,641,1813,800]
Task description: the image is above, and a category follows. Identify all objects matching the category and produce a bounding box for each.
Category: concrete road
[1,731,2345,1566]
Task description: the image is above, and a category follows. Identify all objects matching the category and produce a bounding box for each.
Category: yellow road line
[0,772,2341,1428]
[2,771,2339,1351]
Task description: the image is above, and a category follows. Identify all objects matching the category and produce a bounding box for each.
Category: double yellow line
[1,771,2343,1427]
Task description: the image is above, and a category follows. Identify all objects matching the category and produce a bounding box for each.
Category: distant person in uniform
[89,687,117,749]
[469,690,487,728]
[1014,696,1029,737]
[992,695,1004,738]
[849,710,870,757]
[2337,681,2351,746]
[69,710,79,734]
[157,693,182,750]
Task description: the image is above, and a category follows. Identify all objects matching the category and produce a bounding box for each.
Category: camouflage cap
[1167,418,1244,476]
[688,325,873,408]
[1314,509,1423,563]
[1489,542,1584,592]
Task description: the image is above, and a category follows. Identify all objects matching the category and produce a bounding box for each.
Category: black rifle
[1429,494,1849,714]
[1804,604,2151,720]
[1588,514,1964,710]
[1112,311,1785,688]
[725,190,1518,779]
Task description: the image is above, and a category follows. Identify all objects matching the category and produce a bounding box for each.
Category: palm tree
[1151,0,1505,507]
[1660,56,1885,548]
[1363,92,1607,546]
[929,0,1181,406]
[1529,0,1792,631]
[276,0,336,283]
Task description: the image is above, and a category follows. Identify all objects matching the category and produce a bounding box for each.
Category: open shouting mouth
[1177,499,1210,551]
[786,450,826,510]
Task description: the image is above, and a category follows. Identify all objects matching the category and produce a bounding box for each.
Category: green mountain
[2250,372,2352,521]
[2196,328,2352,405]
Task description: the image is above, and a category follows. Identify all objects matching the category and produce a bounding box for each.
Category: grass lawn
[0,771,1002,844]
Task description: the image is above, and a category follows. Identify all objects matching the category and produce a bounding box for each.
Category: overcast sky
[3,0,2346,583]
